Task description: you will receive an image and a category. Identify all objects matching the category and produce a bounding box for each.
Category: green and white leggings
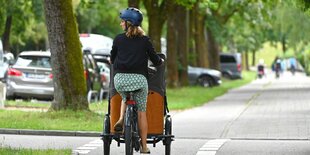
[114,73,148,112]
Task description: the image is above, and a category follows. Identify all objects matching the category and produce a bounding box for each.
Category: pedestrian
[110,7,164,154]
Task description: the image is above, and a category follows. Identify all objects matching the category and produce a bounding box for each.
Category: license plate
[25,73,46,79]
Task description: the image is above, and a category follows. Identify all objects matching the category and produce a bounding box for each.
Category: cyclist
[110,7,163,154]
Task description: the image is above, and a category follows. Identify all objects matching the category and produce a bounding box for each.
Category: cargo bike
[101,54,174,155]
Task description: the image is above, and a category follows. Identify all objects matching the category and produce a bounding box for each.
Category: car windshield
[15,56,51,68]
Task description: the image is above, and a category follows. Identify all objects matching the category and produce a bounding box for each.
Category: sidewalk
[224,71,310,140]
[172,70,310,140]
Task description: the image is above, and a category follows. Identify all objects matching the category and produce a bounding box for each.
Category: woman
[110,7,163,154]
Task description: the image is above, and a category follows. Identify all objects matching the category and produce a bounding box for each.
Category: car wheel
[99,88,106,101]
[198,76,213,87]
[87,90,98,103]
[6,94,16,100]
[223,72,231,79]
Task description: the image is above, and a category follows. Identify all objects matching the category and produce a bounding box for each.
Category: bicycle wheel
[125,106,133,155]
[103,114,111,155]
[164,115,172,155]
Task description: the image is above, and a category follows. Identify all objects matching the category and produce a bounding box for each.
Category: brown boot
[113,118,124,132]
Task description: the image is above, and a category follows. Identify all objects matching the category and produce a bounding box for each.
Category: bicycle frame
[124,92,140,154]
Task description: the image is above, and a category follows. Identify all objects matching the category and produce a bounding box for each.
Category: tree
[176,5,189,86]
[166,0,193,87]
[142,0,168,52]
[223,1,271,69]
[128,0,140,8]
[206,0,251,70]
[270,1,310,54]
[75,0,127,37]
[166,0,179,87]
[0,0,48,54]
[43,0,88,111]
[193,0,209,68]
[0,1,32,53]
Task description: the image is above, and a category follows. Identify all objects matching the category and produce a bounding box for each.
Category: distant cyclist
[289,57,297,75]
[110,7,163,154]
[257,59,265,79]
[273,56,282,78]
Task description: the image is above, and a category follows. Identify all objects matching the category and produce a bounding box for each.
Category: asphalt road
[1,70,310,155]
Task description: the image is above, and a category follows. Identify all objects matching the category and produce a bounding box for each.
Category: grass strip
[0,147,71,155]
[0,110,103,131]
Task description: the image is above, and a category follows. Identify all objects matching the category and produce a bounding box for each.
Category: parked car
[82,51,105,102]
[6,51,54,100]
[188,66,222,87]
[0,53,14,82]
[92,54,110,99]
[6,51,104,102]
[220,53,242,79]
[79,33,113,55]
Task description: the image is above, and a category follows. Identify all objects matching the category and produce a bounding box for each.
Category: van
[220,53,242,79]
[0,40,5,81]
[79,33,113,56]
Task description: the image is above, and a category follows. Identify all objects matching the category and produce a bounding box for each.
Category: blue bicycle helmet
[120,7,143,26]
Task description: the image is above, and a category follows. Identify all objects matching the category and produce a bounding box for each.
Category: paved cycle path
[173,71,310,140]
[172,71,310,155]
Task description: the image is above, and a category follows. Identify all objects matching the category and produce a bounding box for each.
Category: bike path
[173,71,310,155]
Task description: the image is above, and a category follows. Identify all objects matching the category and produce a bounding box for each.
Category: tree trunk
[128,0,140,8]
[176,5,188,86]
[188,9,197,66]
[2,15,12,53]
[143,0,167,52]
[43,0,88,111]
[194,4,209,68]
[245,51,249,71]
[282,35,286,54]
[207,27,220,70]
[252,50,256,66]
[166,0,178,88]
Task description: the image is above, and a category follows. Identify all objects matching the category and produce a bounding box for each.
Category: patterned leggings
[114,73,148,112]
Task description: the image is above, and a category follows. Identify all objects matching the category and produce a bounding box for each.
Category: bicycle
[101,53,174,155]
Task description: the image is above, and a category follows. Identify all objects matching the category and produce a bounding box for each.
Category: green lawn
[1,71,256,132]
[0,110,103,131]
[0,148,71,155]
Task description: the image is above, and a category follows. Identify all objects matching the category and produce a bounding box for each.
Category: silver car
[188,66,222,87]
[6,51,53,100]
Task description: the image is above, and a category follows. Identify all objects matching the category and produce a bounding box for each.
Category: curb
[0,128,101,137]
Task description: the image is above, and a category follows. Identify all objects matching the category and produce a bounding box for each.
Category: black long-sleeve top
[110,33,162,78]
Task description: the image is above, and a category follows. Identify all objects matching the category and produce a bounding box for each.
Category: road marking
[196,139,230,155]
[72,138,102,155]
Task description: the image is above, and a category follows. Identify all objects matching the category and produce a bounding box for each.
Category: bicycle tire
[165,115,172,155]
[103,114,111,155]
[104,140,110,155]
[125,106,133,155]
